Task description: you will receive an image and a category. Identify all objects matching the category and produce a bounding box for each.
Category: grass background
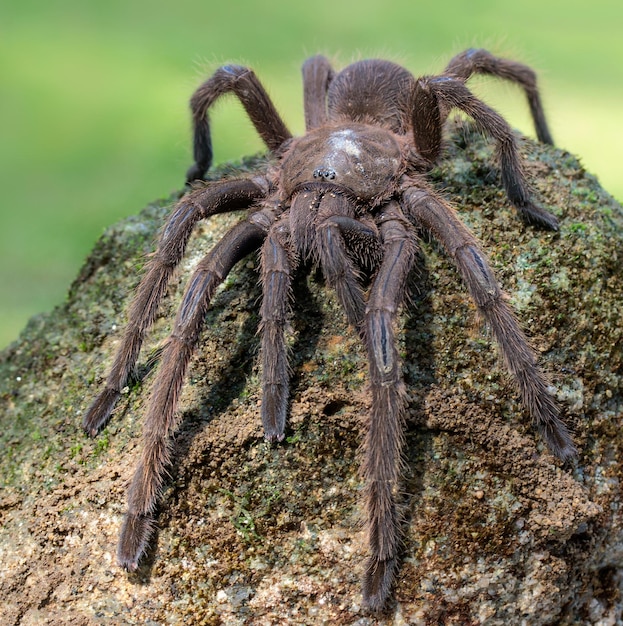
[1,0,622,349]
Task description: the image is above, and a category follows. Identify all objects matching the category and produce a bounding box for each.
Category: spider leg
[259,214,296,441]
[402,184,576,460]
[82,178,269,437]
[118,214,271,570]
[444,48,553,145]
[412,75,558,230]
[361,201,417,611]
[187,66,292,182]
[302,55,334,131]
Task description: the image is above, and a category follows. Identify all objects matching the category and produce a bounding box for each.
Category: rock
[1,122,621,625]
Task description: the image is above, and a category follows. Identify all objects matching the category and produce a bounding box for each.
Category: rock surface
[1,122,622,625]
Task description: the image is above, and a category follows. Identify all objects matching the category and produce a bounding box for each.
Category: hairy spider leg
[361,201,417,611]
[302,55,334,131]
[118,216,270,570]
[410,81,443,164]
[82,178,268,436]
[402,184,576,460]
[412,76,559,230]
[444,48,554,145]
[187,65,292,182]
[259,215,294,442]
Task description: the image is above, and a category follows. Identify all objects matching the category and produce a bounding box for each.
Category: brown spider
[84,49,576,612]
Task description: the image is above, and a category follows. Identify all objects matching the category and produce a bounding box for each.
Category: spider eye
[313,167,337,181]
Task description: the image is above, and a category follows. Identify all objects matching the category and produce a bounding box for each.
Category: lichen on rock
[1,121,622,625]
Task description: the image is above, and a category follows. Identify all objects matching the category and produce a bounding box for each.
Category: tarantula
[84,49,576,611]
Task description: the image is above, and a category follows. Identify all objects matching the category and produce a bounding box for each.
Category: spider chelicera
[84,49,575,611]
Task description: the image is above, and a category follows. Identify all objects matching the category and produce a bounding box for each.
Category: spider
[84,49,576,612]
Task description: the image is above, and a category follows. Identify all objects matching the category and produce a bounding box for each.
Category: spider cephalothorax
[84,50,575,611]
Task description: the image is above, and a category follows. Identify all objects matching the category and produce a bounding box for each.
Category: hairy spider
[84,49,576,611]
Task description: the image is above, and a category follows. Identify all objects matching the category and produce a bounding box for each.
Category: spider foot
[118,512,155,571]
[185,162,208,184]
[362,556,397,613]
[82,387,120,436]
[263,431,285,444]
[537,415,577,462]
[517,201,559,231]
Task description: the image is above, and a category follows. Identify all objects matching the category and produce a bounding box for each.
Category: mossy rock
[1,121,622,625]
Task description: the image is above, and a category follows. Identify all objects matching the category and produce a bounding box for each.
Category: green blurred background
[1,0,622,349]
